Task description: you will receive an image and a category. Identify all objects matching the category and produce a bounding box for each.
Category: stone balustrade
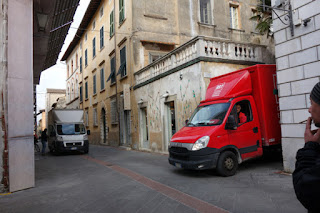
[134,36,266,87]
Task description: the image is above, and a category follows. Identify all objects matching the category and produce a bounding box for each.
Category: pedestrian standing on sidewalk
[41,129,48,156]
[293,82,320,213]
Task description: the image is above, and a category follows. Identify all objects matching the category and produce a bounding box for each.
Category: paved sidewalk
[0,145,306,213]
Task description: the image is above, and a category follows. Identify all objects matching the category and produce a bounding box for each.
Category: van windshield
[187,103,230,126]
[56,124,86,135]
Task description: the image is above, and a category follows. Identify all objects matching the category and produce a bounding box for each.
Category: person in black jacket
[293,82,320,213]
[41,129,48,156]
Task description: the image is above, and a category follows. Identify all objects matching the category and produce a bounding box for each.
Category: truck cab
[47,109,89,154]
[169,65,280,176]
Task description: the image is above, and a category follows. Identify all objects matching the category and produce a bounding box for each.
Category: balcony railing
[134,36,268,87]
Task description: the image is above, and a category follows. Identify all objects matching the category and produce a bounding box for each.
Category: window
[85,49,88,66]
[92,20,96,30]
[85,33,87,41]
[79,86,83,102]
[100,5,104,17]
[119,0,125,24]
[80,42,82,49]
[251,9,258,33]
[119,46,127,77]
[100,26,104,49]
[149,52,166,64]
[200,0,212,24]
[230,5,239,29]
[110,57,116,84]
[71,60,74,72]
[93,108,98,126]
[85,81,88,100]
[231,100,252,126]
[111,98,118,124]
[100,68,105,90]
[76,54,78,68]
[93,74,97,95]
[80,57,82,72]
[85,110,89,126]
[92,38,96,58]
[110,10,114,37]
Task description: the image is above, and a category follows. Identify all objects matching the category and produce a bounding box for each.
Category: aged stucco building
[272,0,320,172]
[61,0,274,151]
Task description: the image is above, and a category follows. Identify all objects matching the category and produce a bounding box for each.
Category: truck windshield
[187,103,230,126]
[56,124,86,135]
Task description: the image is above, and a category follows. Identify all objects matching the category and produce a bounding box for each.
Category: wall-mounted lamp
[161,92,169,99]
[138,99,143,104]
[36,12,48,32]
[303,18,311,27]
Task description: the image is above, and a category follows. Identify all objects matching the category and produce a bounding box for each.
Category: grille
[66,142,82,147]
[170,147,188,154]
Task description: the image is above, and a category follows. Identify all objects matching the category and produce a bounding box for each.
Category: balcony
[134,36,272,89]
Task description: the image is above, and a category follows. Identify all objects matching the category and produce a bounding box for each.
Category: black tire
[216,151,238,177]
[84,147,89,154]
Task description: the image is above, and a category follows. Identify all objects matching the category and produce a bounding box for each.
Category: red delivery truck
[168,64,281,176]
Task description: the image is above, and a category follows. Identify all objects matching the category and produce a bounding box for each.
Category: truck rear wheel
[216,151,238,177]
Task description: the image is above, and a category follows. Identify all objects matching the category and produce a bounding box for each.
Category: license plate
[175,163,182,168]
[71,147,77,150]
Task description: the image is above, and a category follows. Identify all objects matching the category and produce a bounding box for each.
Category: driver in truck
[236,104,247,124]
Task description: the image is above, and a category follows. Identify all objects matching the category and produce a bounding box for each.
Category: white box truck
[47,109,89,154]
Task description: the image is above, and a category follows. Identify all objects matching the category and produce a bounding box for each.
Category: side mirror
[185,119,189,125]
[225,115,238,130]
[87,130,90,135]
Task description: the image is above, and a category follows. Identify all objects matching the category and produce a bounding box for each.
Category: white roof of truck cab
[51,109,84,123]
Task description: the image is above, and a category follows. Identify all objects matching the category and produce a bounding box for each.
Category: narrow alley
[0,146,305,213]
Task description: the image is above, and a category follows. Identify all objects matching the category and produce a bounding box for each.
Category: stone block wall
[272,0,320,172]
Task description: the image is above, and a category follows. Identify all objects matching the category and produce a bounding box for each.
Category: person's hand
[304,117,320,143]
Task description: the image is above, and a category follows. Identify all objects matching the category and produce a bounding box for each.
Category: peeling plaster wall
[133,61,248,153]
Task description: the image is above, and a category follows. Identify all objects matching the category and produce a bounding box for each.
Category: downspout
[0,0,9,192]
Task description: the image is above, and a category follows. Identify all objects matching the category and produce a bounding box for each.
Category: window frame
[120,46,127,77]
[79,85,83,102]
[85,81,88,100]
[100,26,104,49]
[100,68,105,91]
[85,49,88,66]
[92,37,96,58]
[93,74,97,95]
[110,56,116,84]
[119,0,125,24]
[199,0,212,25]
[110,10,114,37]
[79,56,82,72]
[230,4,240,29]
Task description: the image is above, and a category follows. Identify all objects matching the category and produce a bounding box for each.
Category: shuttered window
[119,0,125,24]
[120,46,127,77]
[100,68,105,90]
[93,74,97,95]
[110,10,114,37]
[100,26,104,49]
[111,98,118,124]
[92,37,96,57]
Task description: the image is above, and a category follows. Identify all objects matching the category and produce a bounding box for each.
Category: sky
[36,0,90,121]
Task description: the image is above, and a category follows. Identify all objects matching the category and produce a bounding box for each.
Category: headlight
[192,136,210,151]
[57,136,63,141]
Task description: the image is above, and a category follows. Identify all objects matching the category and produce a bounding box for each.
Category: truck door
[227,99,262,160]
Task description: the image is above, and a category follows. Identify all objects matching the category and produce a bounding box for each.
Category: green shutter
[119,0,124,23]
[110,10,114,37]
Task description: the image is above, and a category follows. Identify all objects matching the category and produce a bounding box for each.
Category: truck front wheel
[216,151,238,177]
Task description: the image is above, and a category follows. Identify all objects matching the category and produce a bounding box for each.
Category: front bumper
[55,140,89,152]
[168,146,220,170]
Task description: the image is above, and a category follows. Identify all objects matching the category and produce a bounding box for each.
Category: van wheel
[217,151,238,177]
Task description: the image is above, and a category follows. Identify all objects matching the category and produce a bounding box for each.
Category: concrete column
[8,0,34,192]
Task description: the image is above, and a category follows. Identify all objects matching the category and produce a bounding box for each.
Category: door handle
[253,127,258,133]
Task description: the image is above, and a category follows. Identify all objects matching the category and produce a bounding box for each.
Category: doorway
[164,101,176,151]
[101,108,107,144]
[140,107,149,149]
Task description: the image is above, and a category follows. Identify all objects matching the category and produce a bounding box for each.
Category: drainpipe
[1,0,9,192]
